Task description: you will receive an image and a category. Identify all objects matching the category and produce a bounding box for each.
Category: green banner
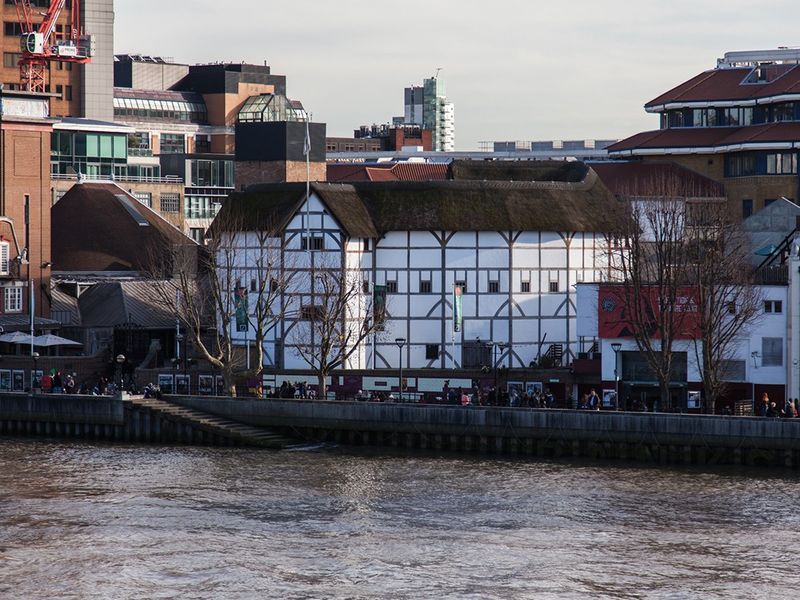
[373,285,387,330]
[453,285,463,332]
[234,287,248,332]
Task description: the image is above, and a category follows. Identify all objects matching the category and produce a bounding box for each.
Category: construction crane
[11,0,91,93]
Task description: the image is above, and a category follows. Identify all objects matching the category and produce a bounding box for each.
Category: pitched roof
[218,164,623,236]
[52,182,197,274]
[591,162,726,198]
[645,64,800,108]
[77,281,177,329]
[608,122,800,154]
[326,162,449,182]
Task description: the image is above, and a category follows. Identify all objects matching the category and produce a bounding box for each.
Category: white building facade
[220,166,619,384]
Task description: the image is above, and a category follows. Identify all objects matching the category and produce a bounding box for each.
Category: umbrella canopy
[0,331,34,344]
[32,334,82,348]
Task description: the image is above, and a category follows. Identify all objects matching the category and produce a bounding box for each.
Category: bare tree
[608,194,695,411]
[144,210,289,396]
[607,176,761,412]
[685,201,762,413]
[290,259,382,398]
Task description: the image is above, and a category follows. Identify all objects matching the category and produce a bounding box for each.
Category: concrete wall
[0,393,123,424]
[171,397,800,450]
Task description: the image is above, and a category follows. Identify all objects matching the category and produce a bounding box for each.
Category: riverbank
[3,392,800,468]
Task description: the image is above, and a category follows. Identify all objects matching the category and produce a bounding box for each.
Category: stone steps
[127,396,297,449]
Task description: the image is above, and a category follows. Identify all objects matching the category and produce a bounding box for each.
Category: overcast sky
[115,1,800,150]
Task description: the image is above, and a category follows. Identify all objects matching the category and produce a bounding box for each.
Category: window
[160,133,185,154]
[488,280,499,293]
[762,337,783,367]
[386,280,398,293]
[766,152,797,175]
[4,287,22,313]
[250,279,257,292]
[160,193,180,213]
[420,280,432,294]
[426,344,440,360]
[742,199,753,219]
[362,280,370,294]
[301,305,323,320]
[521,281,530,293]
[455,280,467,293]
[764,198,776,208]
[300,235,324,251]
[362,238,370,252]
[0,241,9,275]
[189,228,205,243]
[132,192,152,208]
[764,300,783,314]
[549,281,559,293]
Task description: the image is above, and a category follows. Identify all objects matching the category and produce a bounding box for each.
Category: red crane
[12,0,91,93]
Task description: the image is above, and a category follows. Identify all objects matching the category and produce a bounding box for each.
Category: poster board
[12,370,25,392]
[603,389,617,408]
[198,375,213,395]
[158,374,174,394]
[687,391,701,409]
[0,370,10,392]
[175,375,190,395]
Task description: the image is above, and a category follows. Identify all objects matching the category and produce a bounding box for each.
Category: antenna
[434,67,442,79]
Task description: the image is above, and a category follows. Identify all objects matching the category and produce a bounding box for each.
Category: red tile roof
[646,65,800,108]
[326,162,449,182]
[591,162,725,198]
[609,122,800,154]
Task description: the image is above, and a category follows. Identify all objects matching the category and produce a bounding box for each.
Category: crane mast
[12,0,91,94]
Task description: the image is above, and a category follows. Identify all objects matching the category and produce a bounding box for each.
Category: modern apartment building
[608,48,800,219]
[404,76,454,151]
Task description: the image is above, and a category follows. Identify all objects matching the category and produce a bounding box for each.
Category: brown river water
[0,438,799,599]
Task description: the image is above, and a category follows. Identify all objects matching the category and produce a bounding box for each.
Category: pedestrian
[53,371,63,394]
[757,392,769,417]
[588,388,600,411]
[783,398,797,418]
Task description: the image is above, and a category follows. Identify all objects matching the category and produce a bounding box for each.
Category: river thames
[0,438,798,599]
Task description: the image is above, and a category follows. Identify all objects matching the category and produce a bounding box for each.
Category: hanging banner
[453,285,463,332]
[373,284,387,330]
[234,287,248,332]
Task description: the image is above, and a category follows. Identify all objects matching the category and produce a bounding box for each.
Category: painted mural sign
[598,285,700,340]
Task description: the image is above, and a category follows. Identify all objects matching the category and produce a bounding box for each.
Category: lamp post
[32,351,39,392]
[116,354,125,394]
[495,341,508,394]
[395,337,406,403]
[611,342,622,411]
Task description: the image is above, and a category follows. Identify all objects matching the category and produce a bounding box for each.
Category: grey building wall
[81,0,115,120]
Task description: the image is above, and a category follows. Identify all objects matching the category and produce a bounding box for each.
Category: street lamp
[116,354,126,393]
[32,351,40,392]
[395,337,406,403]
[611,342,622,411]
[495,341,508,395]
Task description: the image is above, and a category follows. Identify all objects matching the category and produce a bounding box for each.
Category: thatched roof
[216,163,623,236]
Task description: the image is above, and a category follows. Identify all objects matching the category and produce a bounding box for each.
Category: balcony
[52,173,184,185]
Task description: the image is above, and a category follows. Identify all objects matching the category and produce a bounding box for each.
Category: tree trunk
[659,381,671,413]
[317,372,327,400]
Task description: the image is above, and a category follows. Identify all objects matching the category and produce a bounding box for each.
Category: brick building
[0,89,55,329]
[609,48,800,219]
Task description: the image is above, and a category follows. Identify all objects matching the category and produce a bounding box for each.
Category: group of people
[263,381,315,400]
[757,393,800,418]
[35,370,76,394]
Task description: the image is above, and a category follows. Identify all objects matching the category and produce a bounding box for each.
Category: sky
[115,0,800,150]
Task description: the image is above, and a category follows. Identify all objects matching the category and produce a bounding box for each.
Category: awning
[32,334,82,347]
[0,331,34,344]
